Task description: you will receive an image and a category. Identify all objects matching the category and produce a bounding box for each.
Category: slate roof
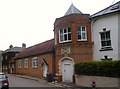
[64,4,83,16]
[3,47,24,53]
[16,39,55,59]
[91,1,120,18]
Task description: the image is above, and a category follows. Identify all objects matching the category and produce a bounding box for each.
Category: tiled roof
[16,39,55,59]
[64,4,83,16]
[91,1,120,18]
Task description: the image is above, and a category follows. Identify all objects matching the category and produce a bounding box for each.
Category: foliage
[74,60,120,77]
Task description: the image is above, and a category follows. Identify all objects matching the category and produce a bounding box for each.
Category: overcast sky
[0,0,119,50]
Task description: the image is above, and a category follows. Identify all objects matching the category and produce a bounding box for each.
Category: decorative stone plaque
[61,47,70,56]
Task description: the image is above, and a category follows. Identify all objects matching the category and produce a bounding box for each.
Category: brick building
[15,4,93,82]
[2,44,25,74]
[54,4,93,82]
[15,39,55,78]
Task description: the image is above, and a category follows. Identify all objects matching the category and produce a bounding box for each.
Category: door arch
[43,63,48,77]
[60,57,74,82]
[41,59,48,77]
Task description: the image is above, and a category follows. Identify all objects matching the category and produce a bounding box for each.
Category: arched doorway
[43,63,48,77]
[41,59,48,77]
[60,57,74,82]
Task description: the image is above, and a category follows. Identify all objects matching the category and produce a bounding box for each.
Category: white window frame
[77,26,87,41]
[32,57,38,68]
[24,58,28,68]
[59,28,72,43]
[100,30,112,48]
[18,60,22,68]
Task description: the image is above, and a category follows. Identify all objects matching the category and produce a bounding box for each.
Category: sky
[0,0,119,50]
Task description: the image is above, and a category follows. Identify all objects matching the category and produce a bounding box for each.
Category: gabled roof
[91,1,120,18]
[64,4,83,16]
[16,39,55,59]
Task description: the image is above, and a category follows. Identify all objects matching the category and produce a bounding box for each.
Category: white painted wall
[92,13,119,60]
[118,13,120,60]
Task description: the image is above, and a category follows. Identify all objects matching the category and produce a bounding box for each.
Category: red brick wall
[16,53,55,78]
[54,14,93,74]
[54,14,92,45]
[55,43,93,73]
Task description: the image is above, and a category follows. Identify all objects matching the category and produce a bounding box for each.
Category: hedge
[74,60,120,77]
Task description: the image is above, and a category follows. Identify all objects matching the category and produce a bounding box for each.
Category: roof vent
[111,6,119,10]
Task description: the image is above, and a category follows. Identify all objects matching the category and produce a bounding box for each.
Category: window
[18,60,22,68]
[59,28,71,43]
[100,31,112,50]
[77,26,87,41]
[24,58,28,68]
[32,57,38,68]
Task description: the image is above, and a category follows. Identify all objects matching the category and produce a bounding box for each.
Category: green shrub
[74,60,120,77]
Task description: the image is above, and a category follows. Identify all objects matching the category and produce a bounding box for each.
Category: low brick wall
[75,75,119,87]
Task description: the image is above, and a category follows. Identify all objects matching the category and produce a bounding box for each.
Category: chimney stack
[22,43,26,48]
[9,45,13,49]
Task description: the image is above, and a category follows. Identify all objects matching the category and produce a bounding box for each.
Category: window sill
[32,66,38,68]
[99,47,113,51]
[24,67,28,68]
[77,39,87,41]
[59,40,72,44]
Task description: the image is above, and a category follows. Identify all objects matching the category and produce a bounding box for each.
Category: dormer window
[77,26,87,41]
[59,28,71,43]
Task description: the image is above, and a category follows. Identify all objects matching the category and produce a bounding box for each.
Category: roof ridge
[91,1,120,17]
[26,38,54,49]
[15,38,55,59]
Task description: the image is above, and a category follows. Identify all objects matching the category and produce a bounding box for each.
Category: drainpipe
[52,46,56,80]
